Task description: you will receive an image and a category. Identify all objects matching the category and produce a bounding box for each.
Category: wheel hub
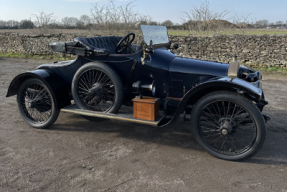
[218,118,235,136]
[28,101,36,108]
[88,83,105,98]
[221,128,228,136]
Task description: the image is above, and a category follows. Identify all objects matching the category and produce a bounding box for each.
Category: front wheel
[17,78,59,129]
[191,91,266,161]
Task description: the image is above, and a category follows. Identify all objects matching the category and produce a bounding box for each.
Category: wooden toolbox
[132,97,160,121]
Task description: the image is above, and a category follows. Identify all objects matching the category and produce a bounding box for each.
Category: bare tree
[182,0,229,35]
[61,17,79,28]
[76,20,85,29]
[255,19,269,28]
[276,21,284,26]
[161,20,173,27]
[80,14,91,27]
[149,21,158,25]
[6,20,20,29]
[137,20,149,27]
[232,14,252,34]
[32,11,57,33]
[61,17,70,28]
[20,20,34,29]
[0,20,21,29]
[0,20,5,29]
[90,0,151,34]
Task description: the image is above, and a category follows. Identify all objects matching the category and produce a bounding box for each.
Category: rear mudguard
[6,69,71,109]
[158,77,266,127]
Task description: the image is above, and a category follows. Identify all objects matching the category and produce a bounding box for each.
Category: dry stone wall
[171,35,287,68]
[0,32,286,68]
[0,33,79,58]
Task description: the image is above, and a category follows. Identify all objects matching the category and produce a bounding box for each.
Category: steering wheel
[116,32,136,53]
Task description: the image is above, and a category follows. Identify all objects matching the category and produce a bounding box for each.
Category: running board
[61,104,164,126]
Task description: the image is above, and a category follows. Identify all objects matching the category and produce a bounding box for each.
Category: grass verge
[0,52,76,61]
[252,66,287,73]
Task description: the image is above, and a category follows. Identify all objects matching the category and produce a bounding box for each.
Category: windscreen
[140,25,169,45]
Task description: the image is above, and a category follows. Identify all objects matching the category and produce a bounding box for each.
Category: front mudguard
[6,69,71,109]
[159,77,269,127]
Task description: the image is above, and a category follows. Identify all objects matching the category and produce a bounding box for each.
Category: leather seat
[74,36,141,55]
[75,36,122,54]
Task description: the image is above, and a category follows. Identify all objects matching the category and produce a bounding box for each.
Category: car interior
[75,36,142,56]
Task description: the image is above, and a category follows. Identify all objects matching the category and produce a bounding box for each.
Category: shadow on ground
[48,111,287,166]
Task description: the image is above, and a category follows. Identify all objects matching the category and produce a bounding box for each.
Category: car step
[61,104,164,126]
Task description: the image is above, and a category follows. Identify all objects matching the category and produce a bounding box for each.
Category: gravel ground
[1,58,287,192]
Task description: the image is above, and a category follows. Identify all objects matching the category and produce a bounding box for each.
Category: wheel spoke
[203,107,219,125]
[82,73,90,89]
[77,69,115,112]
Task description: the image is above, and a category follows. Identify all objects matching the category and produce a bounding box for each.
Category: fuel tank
[169,57,229,98]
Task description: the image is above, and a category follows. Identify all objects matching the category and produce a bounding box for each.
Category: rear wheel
[72,62,123,113]
[191,91,266,161]
[17,78,59,129]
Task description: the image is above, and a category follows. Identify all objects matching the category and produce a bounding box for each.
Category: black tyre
[191,91,266,161]
[72,62,123,113]
[17,78,59,129]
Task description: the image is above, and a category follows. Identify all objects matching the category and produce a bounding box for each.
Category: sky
[0,0,286,24]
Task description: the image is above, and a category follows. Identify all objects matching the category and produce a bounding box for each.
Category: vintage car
[6,25,270,161]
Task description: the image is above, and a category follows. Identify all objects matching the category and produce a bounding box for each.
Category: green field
[168,29,287,36]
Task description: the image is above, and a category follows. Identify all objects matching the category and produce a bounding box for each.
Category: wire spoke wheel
[199,101,256,155]
[72,62,123,115]
[17,78,59,129]
[21,84,52,122]
[191,91,266,161]
[77,69,115,112]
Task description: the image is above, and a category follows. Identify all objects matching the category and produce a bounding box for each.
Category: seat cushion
[74,36,122,54]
